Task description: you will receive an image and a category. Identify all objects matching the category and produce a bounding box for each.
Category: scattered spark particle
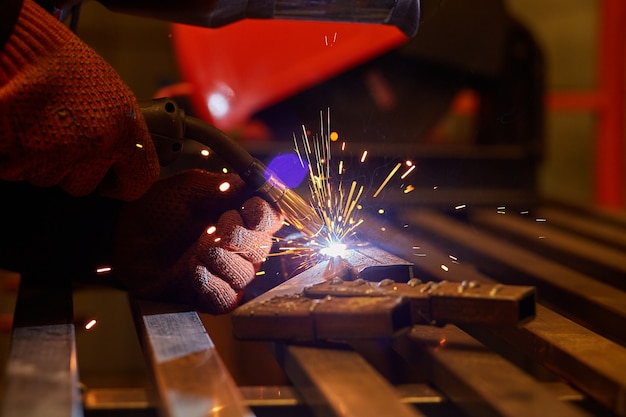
[535,218,547,222]
[412,246,421,249]
[206,226,217,234]
[497,206,506,210]
[538,236,545,239]
[360,150,368,163]
[404,185,415,193]
[222,167,229,174]
[135,143,144,149]
[400,164,416,179]
[378,209,385,214]
[414,253,427,257]
[200,149,210,157]
[85,319,97,330]
[341,142,346,151]
[96,266,111,274]
[338,160,344,175]
[214,237,221,243]
[497,210,506,215]
[520,210,529,215]
[330,131,339,142]
[440,264,449,271]
[406,160,413,167]
[255,271,266,276]
[403,224,409,228]
[380,227,387,232]
[433,185,439,190]
[449,255,458,261]
[373,162,402,198]
[219,182,231,192]
[455,204,467,210]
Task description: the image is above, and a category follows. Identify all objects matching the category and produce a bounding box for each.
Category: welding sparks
[274,109,418,272]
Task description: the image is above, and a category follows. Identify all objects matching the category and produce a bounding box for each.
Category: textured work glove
[113,169,284,314]
[0,0,159,201]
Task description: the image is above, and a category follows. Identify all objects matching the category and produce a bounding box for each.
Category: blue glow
[266,153,308,189]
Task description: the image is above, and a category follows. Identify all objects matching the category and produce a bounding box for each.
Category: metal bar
[478,306,626,416]
[273,343,424,417]
[394,325,592,417]
[233,294,411,341]
[535,206,626,251]
[0,274,83,417]
[361,213,626,415]
[403,208,626,345]
[470,208,626,290]
[304,278,535,327]
[134,301,254,417]
[235,253,424,417]
[239,383,447,406]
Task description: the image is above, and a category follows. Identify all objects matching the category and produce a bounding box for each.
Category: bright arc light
[320,242,348,258]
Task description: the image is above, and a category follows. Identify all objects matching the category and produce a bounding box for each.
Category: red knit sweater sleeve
[0,0,159,201]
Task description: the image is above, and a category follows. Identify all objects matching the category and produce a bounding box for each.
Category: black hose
[184,116,255,174]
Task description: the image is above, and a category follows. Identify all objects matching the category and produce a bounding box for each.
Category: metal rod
[134,301,254,417]
[0,274,82,417]
[274,343,424,417]
[361,209,626,415]
[394,324,592,417]
[403,208,626,346]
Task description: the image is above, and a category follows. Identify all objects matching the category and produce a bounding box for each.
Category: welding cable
[183,116,324,237]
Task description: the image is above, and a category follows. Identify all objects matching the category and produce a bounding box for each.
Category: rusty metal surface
[362,208,626,415]
[403,208,626,346]
[395,324,592,417]
[470,208,626,290]
[274,343,425,417]
[535,206,626,251]
[233,294,411,341]
[304,278,535,326]
[234,243,535,343]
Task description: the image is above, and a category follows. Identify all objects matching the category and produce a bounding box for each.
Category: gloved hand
[0,0,159,201]
[113,169,284,314]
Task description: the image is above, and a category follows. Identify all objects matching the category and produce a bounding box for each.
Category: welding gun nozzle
[260,176,325,238]
[243,160,324,237]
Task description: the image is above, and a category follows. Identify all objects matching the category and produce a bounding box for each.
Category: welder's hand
[0,0,159,201]
[113,169,284,314]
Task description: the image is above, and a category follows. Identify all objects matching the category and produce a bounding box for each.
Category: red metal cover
[172,20,407,130]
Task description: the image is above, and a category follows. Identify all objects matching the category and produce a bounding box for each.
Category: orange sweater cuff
[0,0,73,83]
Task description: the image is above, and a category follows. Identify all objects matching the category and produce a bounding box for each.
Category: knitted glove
[113,169,284,314]
[0,0,159,201]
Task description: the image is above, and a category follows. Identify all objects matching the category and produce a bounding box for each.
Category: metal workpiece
[470,208,626,291]
[233,244,535,343]
[273,344,425,417]
[304,278,536,327]
[394,324,593,417]
[233,294,411,341]
[404,208,626,346]
[135,302,254,417]
[363,210,626,416]
[340,244,414,282]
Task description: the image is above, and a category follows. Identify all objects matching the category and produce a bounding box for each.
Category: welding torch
[139,97,324,238]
